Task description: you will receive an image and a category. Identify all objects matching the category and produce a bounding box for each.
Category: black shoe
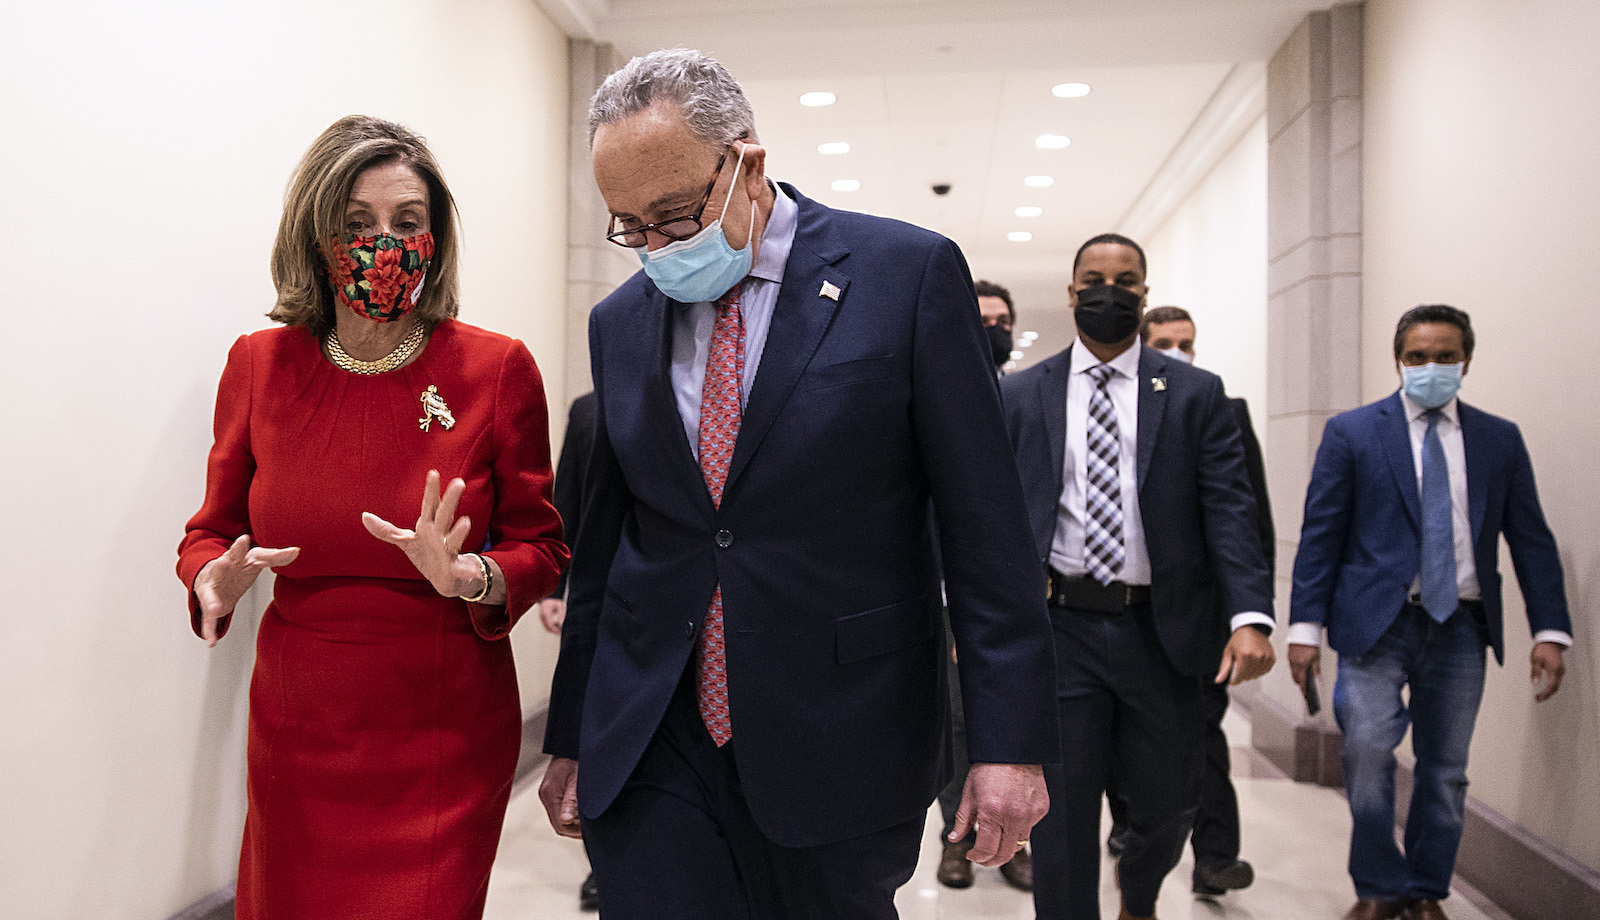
[579,871,600,911]
[1192,858,1254,897]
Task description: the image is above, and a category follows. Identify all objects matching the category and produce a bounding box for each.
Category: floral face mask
[322,232,434,323]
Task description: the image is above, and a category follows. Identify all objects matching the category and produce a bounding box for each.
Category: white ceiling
[542,0,1325,365]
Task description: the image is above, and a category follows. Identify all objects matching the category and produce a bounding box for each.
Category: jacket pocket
[803,354,900,392]
[835,595,933,664]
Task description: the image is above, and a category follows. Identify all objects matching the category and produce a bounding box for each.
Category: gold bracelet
[462,553,492,603]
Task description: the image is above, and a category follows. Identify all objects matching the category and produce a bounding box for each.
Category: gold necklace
[326,322,427,375]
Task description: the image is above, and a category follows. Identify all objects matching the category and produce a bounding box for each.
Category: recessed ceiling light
[1008,231,1033,242]
[831,179,862,192]
[1021,330,1039,341]
[800,91,836,107]
[1009,350,1025,361]
[1052,82,1091,98]
[1015,206,1042,218]
[1024,175,1055,188]
[817,141,851,156]
[1036,134,1071,150]
[1018,339,1034,348]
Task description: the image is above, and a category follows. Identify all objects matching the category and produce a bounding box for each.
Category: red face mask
[322,232,434,323]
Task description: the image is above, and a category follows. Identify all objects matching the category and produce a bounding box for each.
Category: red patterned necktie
[695,283,745,746]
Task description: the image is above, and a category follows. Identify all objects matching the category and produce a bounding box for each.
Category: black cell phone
[1303,670,1322,716]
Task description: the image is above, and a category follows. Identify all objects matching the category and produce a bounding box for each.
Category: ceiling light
[1036,134,1071,150]
[1009,350,1025,361]
[1052,82,1091,98]
[1024,175,1055,188]
[831,179,861,192]
[1008,231,1033,242]
[817,141,851,156]
[800,91,836,107]
[1018,339,1034,348]
[1021,330,1039,341]
[1015,206,1042,218]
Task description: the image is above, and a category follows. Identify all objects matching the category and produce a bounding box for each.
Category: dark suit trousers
[1033,602,1204,920]
[582,667,925,920]
[1106,678,1240,873]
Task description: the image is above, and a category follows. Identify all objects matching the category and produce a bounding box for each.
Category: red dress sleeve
[176,335,256,639]
[467,340,569,639]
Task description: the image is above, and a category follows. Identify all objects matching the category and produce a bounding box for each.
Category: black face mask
[985,324,1013,367]
[1073,284,1142,345]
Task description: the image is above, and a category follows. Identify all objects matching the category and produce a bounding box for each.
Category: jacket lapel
[724,188,848,491]
[1135,346,1166,494]
[640,284,716,511]
[1378,392,1421,528]
[1458,401,1489,542]
[1039,346,1072,497]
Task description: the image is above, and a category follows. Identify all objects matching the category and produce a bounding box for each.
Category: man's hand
[947,762,1048,867]
[1215,626,1276,685]
[1288,643,1321,691]
[539,757,582,838]
[1531,642,1566,702]
[538,598,566,634]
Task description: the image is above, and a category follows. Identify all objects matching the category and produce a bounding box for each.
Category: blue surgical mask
[1401,362,1463,409]
[636,145,755,303]
[1157,346,1193,364]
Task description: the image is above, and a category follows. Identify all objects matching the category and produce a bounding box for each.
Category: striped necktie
[1084,364,1125,586]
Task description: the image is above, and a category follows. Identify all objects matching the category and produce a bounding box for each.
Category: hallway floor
[483,710,1506,920]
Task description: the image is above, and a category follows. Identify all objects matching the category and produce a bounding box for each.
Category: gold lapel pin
[820,281,842,301]
[1152,377,1168,392]
[418,384,456,432]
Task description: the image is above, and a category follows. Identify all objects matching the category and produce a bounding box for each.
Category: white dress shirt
[1288,392,1572,647]
[1051,343,1271,634]
[670,182,798,459]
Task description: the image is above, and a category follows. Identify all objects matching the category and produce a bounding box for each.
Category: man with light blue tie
[1288,304,1571,920]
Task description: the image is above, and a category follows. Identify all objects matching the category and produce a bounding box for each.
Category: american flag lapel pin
[820,281,841,301]
[1152,377,1167,392]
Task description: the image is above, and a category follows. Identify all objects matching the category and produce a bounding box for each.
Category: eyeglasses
[604,149,731,249]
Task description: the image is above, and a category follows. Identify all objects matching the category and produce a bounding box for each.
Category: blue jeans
[1334,602,1486,902]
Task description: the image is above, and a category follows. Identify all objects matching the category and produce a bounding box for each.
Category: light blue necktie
[1419,410,1457,622]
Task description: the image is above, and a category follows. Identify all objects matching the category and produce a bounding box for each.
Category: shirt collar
[1399,389,1460,425]
[748,180,796,284]
[1070,339,1143,380]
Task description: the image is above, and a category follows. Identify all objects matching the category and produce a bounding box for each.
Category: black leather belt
[1405,594,1484,612]
[1048,570,1150,613]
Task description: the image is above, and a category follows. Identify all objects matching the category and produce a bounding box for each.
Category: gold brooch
[418,385,456,431]
[1151,377,1168,392]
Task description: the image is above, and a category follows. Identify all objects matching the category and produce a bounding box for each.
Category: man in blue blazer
[1289,304,1571,920]
[539,49,1057,919]
[1001,234,1276,920]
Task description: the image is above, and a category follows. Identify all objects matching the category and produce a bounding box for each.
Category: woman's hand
[363,470,494,600]
[194,534,300,647]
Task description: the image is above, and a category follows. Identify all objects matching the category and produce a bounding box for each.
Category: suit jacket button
[687,621,696,639]
[716,529,734,549]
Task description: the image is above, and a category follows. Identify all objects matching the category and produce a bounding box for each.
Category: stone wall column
[1248,2,1364,785]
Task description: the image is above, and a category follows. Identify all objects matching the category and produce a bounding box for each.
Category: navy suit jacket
[1290,392,1570,664]
[544,184,1058,848]
[999,345,1274,676]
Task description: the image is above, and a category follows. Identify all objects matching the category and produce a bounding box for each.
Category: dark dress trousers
[544,184,1058,914]
[1000,344,1273,919]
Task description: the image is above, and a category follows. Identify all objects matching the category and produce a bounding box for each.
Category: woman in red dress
[177,115,568,919]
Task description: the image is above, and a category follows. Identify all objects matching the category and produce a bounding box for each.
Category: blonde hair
[269,115,460,336]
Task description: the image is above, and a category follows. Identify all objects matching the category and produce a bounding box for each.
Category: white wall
[0,2,570,916]
[1365,0,1600,872]
[1144,117,1270,428]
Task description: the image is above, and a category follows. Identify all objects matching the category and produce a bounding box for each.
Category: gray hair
[588,48,757,148]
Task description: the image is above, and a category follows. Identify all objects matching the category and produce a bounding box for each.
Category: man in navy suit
[1001,234,1276,920]
[539,49,1057,919]
[1289,304,1571,920]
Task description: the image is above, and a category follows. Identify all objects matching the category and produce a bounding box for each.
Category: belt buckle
[1123,584,1134,607]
